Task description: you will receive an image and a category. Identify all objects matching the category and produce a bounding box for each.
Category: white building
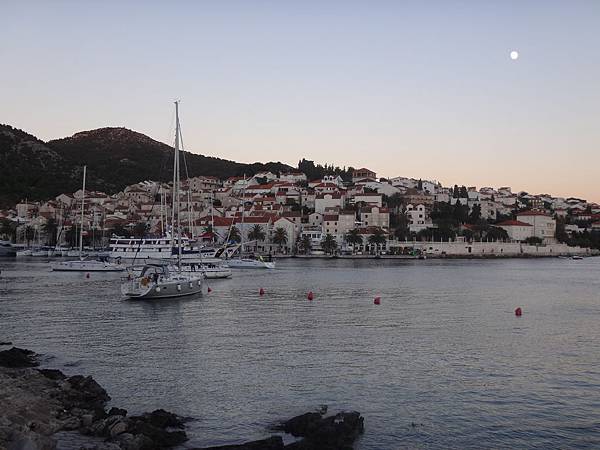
[406,204,431,233]
[516,210,556,243]
[497,220,534,241]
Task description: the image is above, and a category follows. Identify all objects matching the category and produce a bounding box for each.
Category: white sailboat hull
[226,258,275,269]
[121,273,203,299]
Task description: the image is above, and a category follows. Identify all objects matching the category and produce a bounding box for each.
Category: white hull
[17,249,32,257]
[122,273,203,299]
[226,258,275,269]
[51,260,125,272]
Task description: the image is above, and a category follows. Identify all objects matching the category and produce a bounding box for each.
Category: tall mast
[79,165,86,260]
[211,190,215,244]
[174,101,183,268]
[240,175,246,257]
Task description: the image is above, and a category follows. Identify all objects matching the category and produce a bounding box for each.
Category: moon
[510,50,519,60]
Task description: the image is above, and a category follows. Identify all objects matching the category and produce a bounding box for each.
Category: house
[352,168,377,183]
[351,193,383,207]
[360,206,390,229]
[314,193,345,214]
[322,210,356,242]
[497,220,534,241]
[516,210,556,242]
[406,204,431,233]
[272,216,299,251]
[279,172,307,184]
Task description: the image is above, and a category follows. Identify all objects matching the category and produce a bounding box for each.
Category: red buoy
[207,287,212,293]
[86,273,90,279]
[515,307,522,316]
[307,291,314,301]
[374,296,381,305]
[259,288,265,296]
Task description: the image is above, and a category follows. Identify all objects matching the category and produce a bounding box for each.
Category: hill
[0,124,293,208]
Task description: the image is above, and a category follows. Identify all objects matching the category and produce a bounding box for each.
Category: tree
[110,223,128,237]
[524,236,543,245]
[486,226,509,241]
[0,218,17,242]
[272,227,288,252]
[42,218,59,246]
[24,226,36,246]
[299,234,312,254]
[468,204,482,224]
[229,226,241,243]
[368,228,387,253]
[345,228,363,253]
[65,226,78,247]
[248,224,266,251]
[417,178,423,190]
[321,233,338,255]
[133,222,148,238]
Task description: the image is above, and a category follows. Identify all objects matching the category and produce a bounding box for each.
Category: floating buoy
[85,273,90,279]
[374,296,381,305]
[307,291,314,301]
[259,288,265,296]
[515,307,522,316]
[177,284,181,292]
[207,287,212,293]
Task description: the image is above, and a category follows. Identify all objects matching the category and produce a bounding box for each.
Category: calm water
[1,257,600,449]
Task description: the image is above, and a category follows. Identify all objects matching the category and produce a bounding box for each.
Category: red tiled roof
[323,214,338,221]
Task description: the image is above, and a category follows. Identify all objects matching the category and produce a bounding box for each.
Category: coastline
[0,345,364,450]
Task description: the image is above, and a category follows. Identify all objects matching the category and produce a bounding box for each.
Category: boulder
[62,375,111,410]
[0,347,38,368]
[108,407,128,417]
[37,369,66,381]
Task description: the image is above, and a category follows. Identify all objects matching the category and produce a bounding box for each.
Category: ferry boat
[109,235,224,261]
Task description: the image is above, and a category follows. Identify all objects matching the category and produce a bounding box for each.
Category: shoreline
[0,345,364,450]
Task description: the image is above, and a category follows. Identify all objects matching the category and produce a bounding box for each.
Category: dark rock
[0,346,38,368]
[140,409,185,429]
[275,410,364,450]
[274,412,323,437]
[108,407,128,417]
[37,368,66,380]
[62,375,111,409]
[127,420,187,447]
[197,436,284,449]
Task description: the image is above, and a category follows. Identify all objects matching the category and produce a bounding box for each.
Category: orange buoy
[374,296,381,305]
[307,291,314,301]
[515,307,522,316]
[259,288,265,296]
[207,287,212,293]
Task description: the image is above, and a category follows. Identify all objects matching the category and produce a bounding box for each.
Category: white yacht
[226,257,275,269]
[109,235,222,261]
[121,102,203,299]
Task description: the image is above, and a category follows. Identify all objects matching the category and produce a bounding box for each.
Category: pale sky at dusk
[2,1,599,201]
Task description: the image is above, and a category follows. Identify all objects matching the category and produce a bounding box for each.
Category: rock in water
[274,409,364,450]
[62,375,111,409]
[0,347,39,368]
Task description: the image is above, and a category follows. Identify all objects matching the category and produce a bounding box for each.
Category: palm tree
[321,233,338,255]
[368,227,387,254]
[272,227,288,253]
[229,226,241,243]
[299,234,312,254]
[133,222,148,238]
[248,224,266,251]
[23,225,35,246]
[345,228,363,254]
[42,218,59,246]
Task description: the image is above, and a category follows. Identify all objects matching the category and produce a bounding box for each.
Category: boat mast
[79,165,86,260]
[174,101,183,268]
[240,175,246,258]
[211,190,215,245]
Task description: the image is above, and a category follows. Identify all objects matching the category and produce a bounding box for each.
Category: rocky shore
[0,346,364,450]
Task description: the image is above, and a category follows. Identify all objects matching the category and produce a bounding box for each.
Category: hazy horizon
[2,1,599,202]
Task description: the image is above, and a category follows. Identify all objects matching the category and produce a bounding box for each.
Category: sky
[1,1,599,201]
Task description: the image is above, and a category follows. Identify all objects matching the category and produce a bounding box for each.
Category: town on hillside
[1,166,599,257]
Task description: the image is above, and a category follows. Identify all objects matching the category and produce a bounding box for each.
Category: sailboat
[51,166,124,272]
[225,180,275,269]
[121,101,204,299]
